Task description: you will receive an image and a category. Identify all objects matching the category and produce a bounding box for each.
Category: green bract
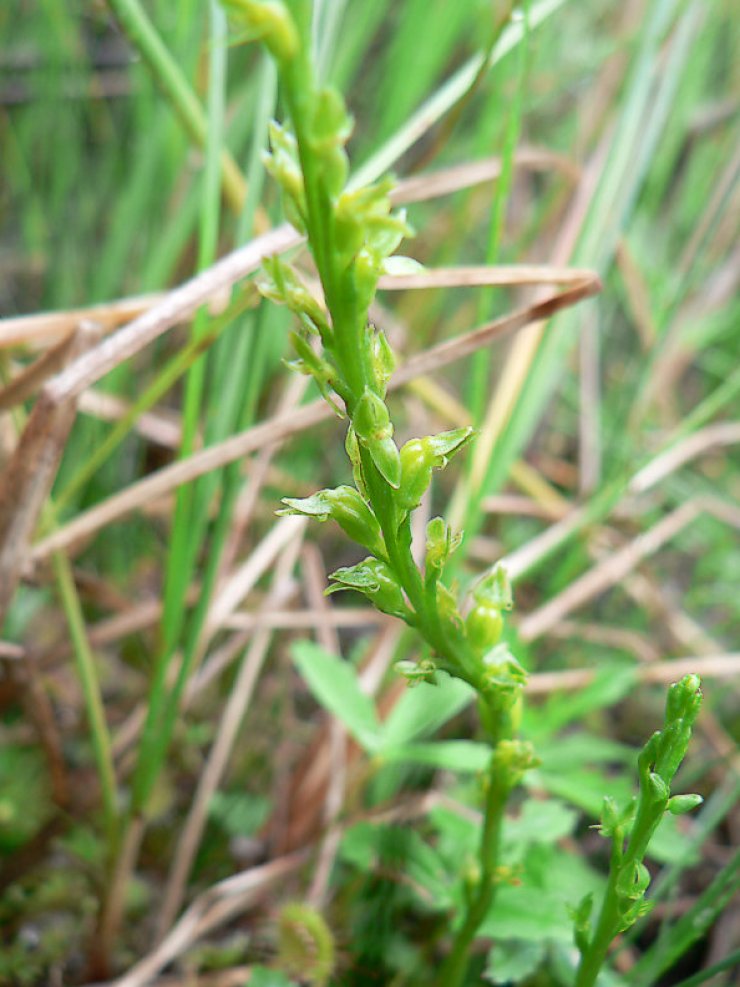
[425,517,461,578]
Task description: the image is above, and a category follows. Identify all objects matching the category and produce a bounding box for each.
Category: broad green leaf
[249,968,298,987]
[380,740,489,773]
[484,940,545,984]
[339,822,453,910]
[379,672,474,748]
[291,640,381,752]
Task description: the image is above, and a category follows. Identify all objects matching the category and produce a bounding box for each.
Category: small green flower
[327,557,412,621]
[279,486,385,559]
[398,427,474,512]
[221,0,299,62]
[353,388,401,488]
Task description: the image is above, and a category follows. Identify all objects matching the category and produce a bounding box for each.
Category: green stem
[51,550,118,847]
[436,762,509,987]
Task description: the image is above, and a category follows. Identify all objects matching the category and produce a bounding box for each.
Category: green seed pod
[345,426,367,498]
[354,247,382,313]
[465,604,504,654]
[353,386,391,440]
[398,439,432,511]
[647,771,669,805]
[368,326,395,395]
[398,427,474,512]
[666,793,703,815]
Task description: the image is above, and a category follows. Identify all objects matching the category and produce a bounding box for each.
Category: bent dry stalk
[221,3,703,985]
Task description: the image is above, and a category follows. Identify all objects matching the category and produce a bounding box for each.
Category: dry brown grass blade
[526,653,740,694]
[377,264,596,290]
[0,321,102,622]
[389,146,578,204]
[518,497,740,642]
[0,333,92,411]
[44,227,295,402]
[0,148,576,355]
[30,273,599,564]
[0,294,161,351]
[101,850,310,987]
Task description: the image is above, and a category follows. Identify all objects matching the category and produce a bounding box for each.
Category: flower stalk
[222,2,532,981]
[573,675,703,987]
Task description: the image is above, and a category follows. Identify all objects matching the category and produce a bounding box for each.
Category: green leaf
[379,672,474,748]
[248,967,298,987]
[484,939,545,984]
[291,640,381,752]
[380,740,490,773]
[339,822,453,910]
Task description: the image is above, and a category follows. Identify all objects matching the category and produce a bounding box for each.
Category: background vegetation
[0,1,738,985]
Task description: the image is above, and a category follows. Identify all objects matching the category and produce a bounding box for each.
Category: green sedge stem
[51,549,118,847]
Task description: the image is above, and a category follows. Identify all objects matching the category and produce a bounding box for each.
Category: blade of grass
[49,547,118,847]
[131,0,229,817]
[452,0,698,542]
[350,0,566,190]
[105,0,251,217]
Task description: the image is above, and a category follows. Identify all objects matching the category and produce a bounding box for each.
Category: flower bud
[666,793,703,815]
[222,0,299,62]
[259,256,329,337]
[310,87,353,147]
[472,565,512,612]
[263,122,306,219]
[395,658,437,685]
[353,389,400,488]
[465,604,504,654]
